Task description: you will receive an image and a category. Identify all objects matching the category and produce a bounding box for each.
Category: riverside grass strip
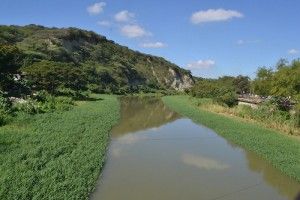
[0,95,120,199]
[162,95,300,182]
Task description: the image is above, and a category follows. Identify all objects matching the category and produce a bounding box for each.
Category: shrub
[215,90,238,107]
[87,83,104,93]
[37,95,74,112]
[33,90,48,100]
[295,103,300,128]
[0,108,11,126]
[0,93,11,110]
[14,92,74,114]
[0,92,12,126]
[13,99,39,114]
[55,87,77,97]
[21,60,88,93]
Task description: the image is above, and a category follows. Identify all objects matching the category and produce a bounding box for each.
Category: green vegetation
[190,60,299,107]
[190,75,250,107]
[0,24,193,97]
[251,60,300,113]
[0,95,120,199]
[162,95,300,182]
[0,92,12,125]
[195,98,299,135]
[22,61,88,95]
[0,23,299,197]
[188,60,300,135]
[252,59,300,99]
[0,24,193,127]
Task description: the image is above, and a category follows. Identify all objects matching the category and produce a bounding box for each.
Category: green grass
[194,98,299,136]
[0,95,120,199]
[162,95,300,182]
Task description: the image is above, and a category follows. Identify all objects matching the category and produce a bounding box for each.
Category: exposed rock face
[168,68,194,90]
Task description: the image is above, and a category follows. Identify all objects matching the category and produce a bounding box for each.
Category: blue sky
[0,0,299,78]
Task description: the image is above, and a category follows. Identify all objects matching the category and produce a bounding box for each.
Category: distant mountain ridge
[0,24,194,91]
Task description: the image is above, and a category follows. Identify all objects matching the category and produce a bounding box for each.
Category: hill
[0,24,194,95]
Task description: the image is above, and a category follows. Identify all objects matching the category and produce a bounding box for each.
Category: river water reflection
[91,97,300,200]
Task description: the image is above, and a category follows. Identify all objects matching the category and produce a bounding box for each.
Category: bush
[39,96,73,112]
[234,101,297,133]
[55,87,77,97]
[87,83,104,93]
[55,87,91,100]
[0,92,12,126]
[14,92,74,114]
[215,90,238,107]
[0,93,11,110]
[13,99,39,114]
[21,60,88,93]
[0,108,11,126]
[32,90,48,102]
[295,103,300,128]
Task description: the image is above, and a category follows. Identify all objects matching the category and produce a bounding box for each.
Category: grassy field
[162,95,300,182]
[0,95,120,199]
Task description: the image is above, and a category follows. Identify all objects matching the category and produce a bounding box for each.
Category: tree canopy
[22,60,88,93]
[252,60,300,99]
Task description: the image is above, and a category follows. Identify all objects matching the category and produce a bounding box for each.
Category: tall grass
[0,95,119,199]
[195,98,299,136]
[162,95,300,182]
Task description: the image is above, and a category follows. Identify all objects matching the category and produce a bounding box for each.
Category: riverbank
[162,95,300,182]
[0,95,120,199]
[198,98,299,136]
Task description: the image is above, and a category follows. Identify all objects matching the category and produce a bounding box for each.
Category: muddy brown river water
[91,97,300,200]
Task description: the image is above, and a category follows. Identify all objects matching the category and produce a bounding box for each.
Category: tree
[252,67,273,96]
[190,79,220,98]
[276,58,288,70]
[233,75,250,94]
[22,60,88,94]
[271,60,300,98]
[0,45,23,93]
[0,44,22,73]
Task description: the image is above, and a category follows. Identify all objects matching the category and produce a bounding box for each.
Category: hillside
[0,24,194,95]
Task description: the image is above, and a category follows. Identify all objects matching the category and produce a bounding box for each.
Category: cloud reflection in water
[182,153,230,170]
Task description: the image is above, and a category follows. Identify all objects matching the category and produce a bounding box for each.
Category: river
[91,97,300,200]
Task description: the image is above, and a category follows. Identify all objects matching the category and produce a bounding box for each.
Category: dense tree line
[252,59,300,99]
[190,75,250,107]
[190,60,299,109]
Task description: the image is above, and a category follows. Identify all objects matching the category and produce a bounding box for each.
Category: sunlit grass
[163,95,300,182]
[0,95,120,199]
[195,99,299,136]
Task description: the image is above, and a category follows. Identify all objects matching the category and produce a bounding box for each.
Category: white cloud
[116,134,147,145]
[191,9,243,24]
[140,42,166,48]
[182,154,230,170]
[237,39,260,45]
[87,2,106,15]
[187,60,215,69]
[121,25,149,38]
[115,10,135,22]
[97,20,111,26]
[288,49,299,55]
